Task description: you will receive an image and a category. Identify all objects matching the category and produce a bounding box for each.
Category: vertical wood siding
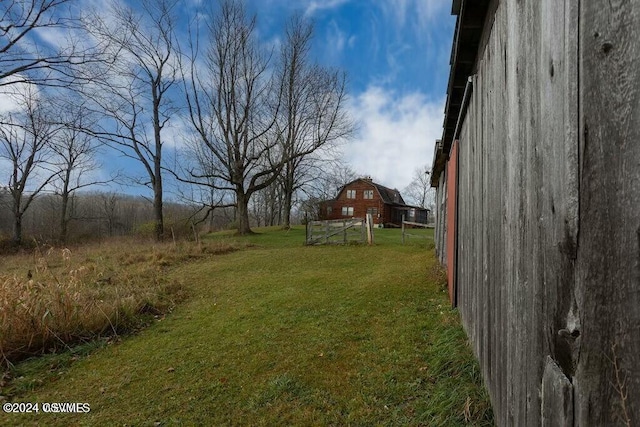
[444,0,640,425]
[446,141,458,306]
[575,1,640,425]
[435,172,447,266]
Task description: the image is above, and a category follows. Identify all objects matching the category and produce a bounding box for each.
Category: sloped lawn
[0,227,493,426]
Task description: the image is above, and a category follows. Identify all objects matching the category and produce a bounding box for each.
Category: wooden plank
[541,356,574,426]
[574,1,640,425]
[402,221,432,228]
[446,141,458,307]
[539,0,581,414]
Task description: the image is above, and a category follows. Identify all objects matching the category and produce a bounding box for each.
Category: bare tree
[99,191,120,237]
[403,165,434,209]
[0,86,60,244]
[297,162,358,221]
[250,179,283,227]
[276,14,353,229]
[0,0,104,88]
[50,100,113,243]
[184,0,284,235]
[83,0,178,241]
[172,137,236,228]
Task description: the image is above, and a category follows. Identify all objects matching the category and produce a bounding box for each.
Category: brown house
[320,177,428,227]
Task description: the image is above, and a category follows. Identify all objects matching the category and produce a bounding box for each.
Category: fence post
[325,220,330,244]
[402,214,406,244]
[306,220,310,244]
[366,214,373,245]
[343,220,347,243]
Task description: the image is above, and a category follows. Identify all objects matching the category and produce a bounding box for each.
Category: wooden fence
[305,216,373,245]
[401,217,434,244]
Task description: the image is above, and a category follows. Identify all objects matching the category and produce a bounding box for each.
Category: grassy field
[0,227,493,426]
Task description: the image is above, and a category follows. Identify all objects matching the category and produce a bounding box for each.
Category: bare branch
[80,0,180,241]
[1,0,108,88]
[0,86,62,243]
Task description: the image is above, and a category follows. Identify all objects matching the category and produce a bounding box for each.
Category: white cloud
[0,88,23,115]
[327,20,347,53]
[379,0,450,34]
[31,26,70,51]
[161,115,193,150]
[0,76,41,114]
[304,0,350,17]
[345,86,443,190]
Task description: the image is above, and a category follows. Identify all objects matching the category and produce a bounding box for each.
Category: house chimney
[363,176,373,182]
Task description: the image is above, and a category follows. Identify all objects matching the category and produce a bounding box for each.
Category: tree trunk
[59,169,71,244]
[154,176,164,241]
[60,192,69,244]
[152,79,164,242]
[235,189,253,235]
[282,187,293,229]
[12,192,22,245]
[12,214,22,245]
[281,162,294,229]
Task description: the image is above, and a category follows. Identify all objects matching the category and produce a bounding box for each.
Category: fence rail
[401,216,434,244]
[306,217,373,245]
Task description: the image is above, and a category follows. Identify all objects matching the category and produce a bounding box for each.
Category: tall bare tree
[0,86,60,244]
[83,0,178,241]
[184,0,283,235]
[276,14,353,229]
[1,0,103,88]
[50,100,112,243]
[403,165,434,209]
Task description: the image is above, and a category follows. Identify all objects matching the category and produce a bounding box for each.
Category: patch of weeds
[1,339,108,400]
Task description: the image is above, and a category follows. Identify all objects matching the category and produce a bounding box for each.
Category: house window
[366,207,378,217]
[346,189,356,199]
[327,206,332,216]
[341,206,354,216]
[363,190,374,199]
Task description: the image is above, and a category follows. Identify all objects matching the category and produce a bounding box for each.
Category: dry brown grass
[0,238,240,365]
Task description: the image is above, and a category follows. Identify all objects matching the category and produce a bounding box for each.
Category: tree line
[0,0,354,245]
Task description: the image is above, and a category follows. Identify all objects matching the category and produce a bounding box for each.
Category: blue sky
[245,0,456,190]
[0,0,456,198]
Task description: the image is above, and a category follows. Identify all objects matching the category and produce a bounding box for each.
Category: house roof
[431,0,492,186]
[371,182,406,205]
[335,178,410,206]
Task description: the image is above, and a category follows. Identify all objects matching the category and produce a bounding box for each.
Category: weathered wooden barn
[320,178,428,226]
[431,0,639,425]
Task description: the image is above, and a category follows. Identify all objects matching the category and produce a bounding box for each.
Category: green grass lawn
[0,227,493,426]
